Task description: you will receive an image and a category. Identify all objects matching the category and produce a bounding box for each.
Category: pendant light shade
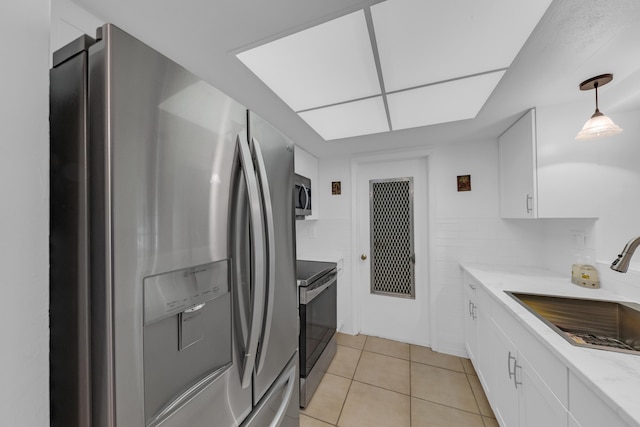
[575,74,622,141]
[575,110,623,140]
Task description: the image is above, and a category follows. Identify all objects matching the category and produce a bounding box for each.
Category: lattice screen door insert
[369,177,415,299]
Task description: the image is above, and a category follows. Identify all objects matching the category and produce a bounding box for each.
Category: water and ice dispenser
[142,260,232,425]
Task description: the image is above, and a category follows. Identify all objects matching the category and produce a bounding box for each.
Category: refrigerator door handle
[237,132,267,389]
[250,136,276,375]
[269,361,297,427]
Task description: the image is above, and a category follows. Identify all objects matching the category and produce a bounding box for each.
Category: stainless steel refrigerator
[50,24,299,427]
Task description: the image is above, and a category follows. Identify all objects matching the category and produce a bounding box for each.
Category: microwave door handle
[297,186,306,210]
[250,137,275,375]
[302,184,310,210]
[237,132,266,389]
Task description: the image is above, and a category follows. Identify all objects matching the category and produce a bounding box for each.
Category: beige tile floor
[301,333,498,427]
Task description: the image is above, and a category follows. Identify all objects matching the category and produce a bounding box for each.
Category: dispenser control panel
[143,259,229,325]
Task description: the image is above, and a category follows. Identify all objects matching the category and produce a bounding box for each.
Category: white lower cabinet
[518,351,569,427]
[473,286,568,427]
[463,277,478,361]
[568,372,629,427]
[463,269,635,427]
[480,316,519,426]
[480,316,568,427]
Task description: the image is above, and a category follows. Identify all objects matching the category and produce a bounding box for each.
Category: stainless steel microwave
[294,174,312,217]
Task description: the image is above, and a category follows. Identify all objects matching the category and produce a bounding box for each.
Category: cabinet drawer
[490,298,568,407]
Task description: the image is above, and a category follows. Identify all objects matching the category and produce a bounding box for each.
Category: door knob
[361,254,367,260]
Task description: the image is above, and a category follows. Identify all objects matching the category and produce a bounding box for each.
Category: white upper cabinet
[294,146,319,220]
[498,104,600,219]
[498,109,537,218]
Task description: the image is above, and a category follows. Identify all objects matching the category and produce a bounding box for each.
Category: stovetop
[296,260,337,287]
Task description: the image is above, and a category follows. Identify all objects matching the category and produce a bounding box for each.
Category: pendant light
[575,73,622,140]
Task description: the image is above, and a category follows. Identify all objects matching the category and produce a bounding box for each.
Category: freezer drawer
[241,352,299,427]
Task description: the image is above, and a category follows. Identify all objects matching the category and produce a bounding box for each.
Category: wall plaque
[457,175,471,192]
[332,181,341,195]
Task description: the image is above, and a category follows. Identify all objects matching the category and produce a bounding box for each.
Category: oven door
[299,273,337,378]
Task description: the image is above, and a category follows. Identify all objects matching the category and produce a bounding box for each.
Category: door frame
[350,147,437,349]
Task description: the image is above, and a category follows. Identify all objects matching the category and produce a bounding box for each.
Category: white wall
[511,105,640,299]
[50,0,103,54]
[545,107,640,300]
[1,2,103,426]
[433,139,527,355]
[592,108,640,270]
[0,1,51,425]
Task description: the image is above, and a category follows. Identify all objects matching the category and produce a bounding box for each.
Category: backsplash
[296,218,352,334]
[596,261,640,302]
[434,217,597,355]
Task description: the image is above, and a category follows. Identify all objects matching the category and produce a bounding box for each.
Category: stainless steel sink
[506,292,640,355]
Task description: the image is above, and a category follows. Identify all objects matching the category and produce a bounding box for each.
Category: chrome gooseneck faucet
[611,236,640,273]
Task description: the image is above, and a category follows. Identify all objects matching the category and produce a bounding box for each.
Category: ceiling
[236,1,549,141]
[70,0,640,158]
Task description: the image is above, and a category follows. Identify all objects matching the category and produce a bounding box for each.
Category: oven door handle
[300,275,337,305]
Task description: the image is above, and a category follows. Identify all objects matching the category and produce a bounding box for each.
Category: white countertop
[461,263,640,427]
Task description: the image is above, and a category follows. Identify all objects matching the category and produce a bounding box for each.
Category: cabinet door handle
[472,304,477,320]
[526,194,533,214]
[507,351,516,381]
[469,301,473,317]
[514,361,523,389]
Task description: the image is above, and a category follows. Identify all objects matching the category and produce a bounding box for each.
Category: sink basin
[505,292,640,355]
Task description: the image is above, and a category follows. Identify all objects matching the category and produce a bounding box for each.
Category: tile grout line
[409,347,412,427]
[334,335,369,426]
[301,413,333,426]
[350,378,411,397]
[411,358,467,374]
[464,369,484,419]
[411,392,490,418]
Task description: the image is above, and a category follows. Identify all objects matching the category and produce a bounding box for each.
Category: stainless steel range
[296,260,338,408]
